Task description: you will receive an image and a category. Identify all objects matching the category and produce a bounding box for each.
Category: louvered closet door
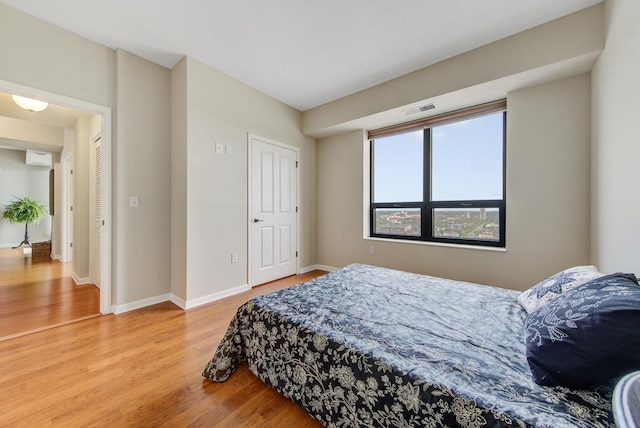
[92,138,101,287]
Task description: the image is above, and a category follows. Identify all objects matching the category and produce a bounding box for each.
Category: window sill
[364,236,507,253]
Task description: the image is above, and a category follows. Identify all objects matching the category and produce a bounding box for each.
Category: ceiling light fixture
[11,94,48,112]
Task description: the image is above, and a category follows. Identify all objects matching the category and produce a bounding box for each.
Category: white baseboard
[300,264,337,273]
[112,283,251,314]
[169,294,187,309]
[183,284,250,310]
[112,293,173,315]
[72,273,92,285]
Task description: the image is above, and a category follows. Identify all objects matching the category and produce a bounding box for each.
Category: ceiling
[0,0,602,112]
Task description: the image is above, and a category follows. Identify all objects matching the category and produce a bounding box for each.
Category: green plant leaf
[2,196,48,225]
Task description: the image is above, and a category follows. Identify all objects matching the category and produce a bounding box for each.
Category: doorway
[248,134,299,286]
[0,247,100,340]
[0,79,112,335]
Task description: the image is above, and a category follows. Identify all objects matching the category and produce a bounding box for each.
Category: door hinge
[70,242,73,248]
[70,169,74,175]
[295,161,298,168]
[70,206,73,211]
[296,206,298,213]
[296,251,298,257]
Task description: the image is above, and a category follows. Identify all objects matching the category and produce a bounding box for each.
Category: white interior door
[249,135,298,286]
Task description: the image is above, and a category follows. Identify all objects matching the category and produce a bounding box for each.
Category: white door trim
[0,79,113,315]
[247,133,300,287]
[62,152,73,263]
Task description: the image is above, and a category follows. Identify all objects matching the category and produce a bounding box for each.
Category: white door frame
[0,79,113,315]
[247,133,300,287]
[61,151,73,263]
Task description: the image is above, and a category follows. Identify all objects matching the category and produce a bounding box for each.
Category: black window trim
[369,105,506,248]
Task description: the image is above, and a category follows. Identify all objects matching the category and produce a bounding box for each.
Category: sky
[373,112,504,203]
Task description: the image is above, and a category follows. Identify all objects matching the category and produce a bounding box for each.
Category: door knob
[253,218,264,223]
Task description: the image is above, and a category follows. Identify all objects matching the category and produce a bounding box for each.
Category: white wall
[115,49,172,305]
[0,0,622,311]
[0,116,63,148]
[303,4,603,138]
[1,3,312,311]
[173,57,317,304]
[0,149,52,247]
[591,0,640,275]
[317,75,592,291]
[72,117,90,279]
[52,128,75,260]
[308,6,604,290]
[51,151,62,259]
[0,4,115,108]
[170,58,188,302]
[0,4,174,309]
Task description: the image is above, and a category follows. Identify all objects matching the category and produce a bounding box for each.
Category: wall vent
[403,103,436,116]
[25,150,53,167]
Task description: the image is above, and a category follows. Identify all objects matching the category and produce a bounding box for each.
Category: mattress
[203,264,613,427]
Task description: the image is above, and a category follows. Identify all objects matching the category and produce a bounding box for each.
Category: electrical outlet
[225,145,232,156]
[369,246,375,255]
[231,252,238,263]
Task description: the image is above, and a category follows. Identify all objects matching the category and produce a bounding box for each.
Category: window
[369,101,506,247]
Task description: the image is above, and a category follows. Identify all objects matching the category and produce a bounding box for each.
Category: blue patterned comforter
[203,264,613,427]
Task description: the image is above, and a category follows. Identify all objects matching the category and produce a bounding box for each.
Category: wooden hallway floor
[0,248,100,340]
[0,269,327,427]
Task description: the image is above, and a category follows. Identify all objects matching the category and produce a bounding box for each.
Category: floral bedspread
[202,264,613,427]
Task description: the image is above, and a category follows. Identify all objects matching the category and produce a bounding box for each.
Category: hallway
[0,248,100,340]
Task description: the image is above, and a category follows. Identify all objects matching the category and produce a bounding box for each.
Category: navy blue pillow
[524,272,640,388]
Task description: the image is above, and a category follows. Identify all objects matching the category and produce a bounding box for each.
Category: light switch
[215,143,224,154]
[129,196,139,208]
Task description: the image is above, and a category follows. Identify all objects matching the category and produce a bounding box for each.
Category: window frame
[369,102,506,248]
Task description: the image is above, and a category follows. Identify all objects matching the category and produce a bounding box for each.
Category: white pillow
[517,265,603,314]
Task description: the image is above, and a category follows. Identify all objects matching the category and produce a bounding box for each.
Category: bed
[202,263,614,427]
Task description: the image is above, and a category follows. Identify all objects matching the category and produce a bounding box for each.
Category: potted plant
[2,196,48,249]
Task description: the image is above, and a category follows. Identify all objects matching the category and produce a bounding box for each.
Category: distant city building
[376,208,499,241]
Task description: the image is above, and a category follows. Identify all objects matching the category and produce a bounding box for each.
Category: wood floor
[0,270,326,427]
[0,248,100,340]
